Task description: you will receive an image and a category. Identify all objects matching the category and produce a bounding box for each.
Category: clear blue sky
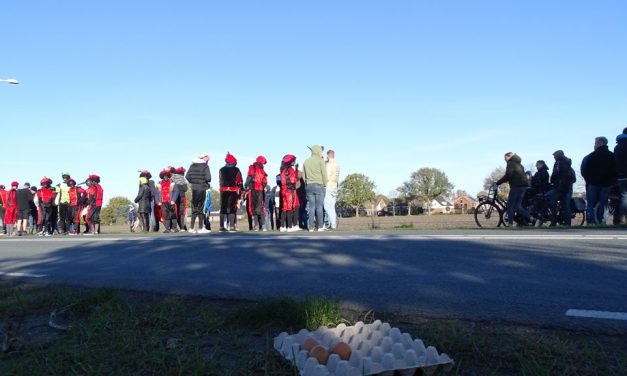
[2,1,626,202]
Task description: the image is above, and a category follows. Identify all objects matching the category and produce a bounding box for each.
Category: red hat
[256,156,267,165]
[225,153,237,164]
[159,169,171,179]
[88,174,101,183]
[11,181,18,187]
[40,177,53,185]
[282,154,296,165]
[175,166,186,174]
[139,170,152,179]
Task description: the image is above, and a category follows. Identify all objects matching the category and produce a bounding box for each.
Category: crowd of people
[0,173,104,236]
[132,145,341,234]
[495,127,627,226]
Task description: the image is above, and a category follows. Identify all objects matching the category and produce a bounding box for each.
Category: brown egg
[332,341,352,360]
[309,345,330,365]
[301,337,319,351]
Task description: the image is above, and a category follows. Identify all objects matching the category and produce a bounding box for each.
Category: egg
[309,345,330,365]
[332,341,352,360]
[301,337,319,351]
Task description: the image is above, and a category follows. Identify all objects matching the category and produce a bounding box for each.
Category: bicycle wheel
[474,202,503,228]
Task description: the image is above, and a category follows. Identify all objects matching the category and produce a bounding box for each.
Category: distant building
[454,196,479,212]
[424,198,454,214]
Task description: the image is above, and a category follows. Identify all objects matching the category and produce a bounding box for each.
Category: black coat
[615,136,627,180]
[186,162,211,191]
[551,156,575,193]
[531,166,551,193]
[134,184,152,213]
[581,145,616,187]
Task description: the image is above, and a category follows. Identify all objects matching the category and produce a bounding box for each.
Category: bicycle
[474,185,586,228]
[474,185,508,227]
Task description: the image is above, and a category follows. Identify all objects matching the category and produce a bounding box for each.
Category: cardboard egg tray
[274,320,454,376]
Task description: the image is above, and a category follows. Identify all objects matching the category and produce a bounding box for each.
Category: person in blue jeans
[324,150,341,229]
[303,145,328,231]
[614,128,627,224]
[581,136,616,225]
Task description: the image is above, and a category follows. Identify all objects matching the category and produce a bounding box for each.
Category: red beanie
[225,153,237,164]
[256,156,267,165]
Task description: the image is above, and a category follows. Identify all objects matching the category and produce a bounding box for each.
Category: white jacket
[325,158,340,191]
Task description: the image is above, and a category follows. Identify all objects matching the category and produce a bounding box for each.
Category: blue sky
[2,1,626,201]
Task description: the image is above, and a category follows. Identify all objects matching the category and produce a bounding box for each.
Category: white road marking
[566,309,627,321]
[0,271,47,278]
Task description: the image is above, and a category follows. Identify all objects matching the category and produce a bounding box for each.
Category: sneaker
[219,228,227,232]
[82,232,93,236]
[163,230,171,234]
[317,227,326,232]
[262,228,268,232]
[534,218,542,227]
[279,227,287,232]
[308,229,315,232]
[190,229,198,234]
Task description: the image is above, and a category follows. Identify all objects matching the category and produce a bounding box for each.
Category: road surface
[1,229,626,331]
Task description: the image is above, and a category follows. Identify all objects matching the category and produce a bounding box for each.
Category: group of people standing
[496,127,627,226]
[134,146,341,234]
[0,173,104,236]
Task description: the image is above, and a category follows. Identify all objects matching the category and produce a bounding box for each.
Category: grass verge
[1,281,626,375]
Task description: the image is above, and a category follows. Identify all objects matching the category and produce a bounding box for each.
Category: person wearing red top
[244,156,268,231]
[3,182,19,236]
[84,174,104,235]
[37,177,56,236]
[157,169,180,233]
[0,184,6,235]
[279,154,300,232]
[219,153,243,232]
[67,179,86,235]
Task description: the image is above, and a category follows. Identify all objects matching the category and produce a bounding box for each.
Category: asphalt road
[1,229,626,332]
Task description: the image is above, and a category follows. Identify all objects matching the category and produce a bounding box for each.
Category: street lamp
[0,78,19,84]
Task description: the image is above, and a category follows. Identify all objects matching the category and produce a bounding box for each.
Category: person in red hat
[171,166,189,232]
[67,178,86,235]
[157,169,180,233]
[36,178,56,236]
[279,155,300,232]
[3,182,19,236]
[84,174,104,235]
[244,156,268,231]
[0,184,6,235]
[219,153,243,232]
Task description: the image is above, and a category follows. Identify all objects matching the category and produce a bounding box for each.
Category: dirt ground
[107,214,479,233]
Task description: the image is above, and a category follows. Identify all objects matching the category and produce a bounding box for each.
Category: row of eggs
[274,321,453,375]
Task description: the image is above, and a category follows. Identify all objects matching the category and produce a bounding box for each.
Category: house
[363,198,388,216]
[424,198,454,214]
[454,196,479,212]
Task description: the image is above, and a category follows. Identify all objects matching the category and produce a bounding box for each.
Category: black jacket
[16,188,33,211]
[614,135,627,180]
[551,156,576,193]
[186,160,212,191]
[581,145,616,187]
[496,154,528,187]
[134,184,152,213]
[531,166,551,193]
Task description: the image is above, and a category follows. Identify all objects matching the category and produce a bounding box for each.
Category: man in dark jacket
[496,152,535,226]
[581,137,616,225]
[614,127,627,223]
[186,153,212,233]
[550,150,576,226]
[15,182,33,236]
